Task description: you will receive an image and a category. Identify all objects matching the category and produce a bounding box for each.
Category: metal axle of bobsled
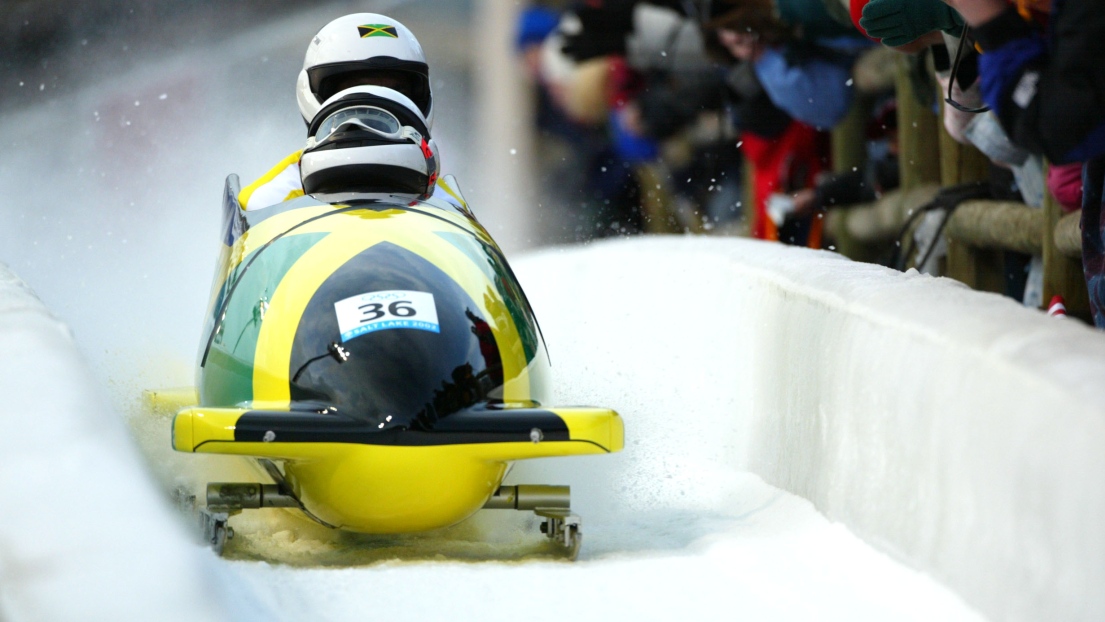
[200,483,300,554]
[195,482,583,559]
[483,485,583,559]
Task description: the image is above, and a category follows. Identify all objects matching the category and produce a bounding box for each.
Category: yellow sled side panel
[172,406,623,457]
[552,407,625,454]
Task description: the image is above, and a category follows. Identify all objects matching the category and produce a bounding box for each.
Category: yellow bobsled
[170,175,622,557]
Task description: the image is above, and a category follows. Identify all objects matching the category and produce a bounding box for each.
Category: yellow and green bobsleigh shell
[199,185,546,411]
[174,178,622,532]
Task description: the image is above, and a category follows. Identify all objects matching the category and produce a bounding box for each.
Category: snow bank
[0,265,241,621]
[514,236,1105,622]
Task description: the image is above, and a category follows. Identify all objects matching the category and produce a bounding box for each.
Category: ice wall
[0,264,246,621]
[514,236,1105,622]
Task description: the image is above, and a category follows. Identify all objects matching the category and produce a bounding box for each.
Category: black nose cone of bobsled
[288,241,506,430]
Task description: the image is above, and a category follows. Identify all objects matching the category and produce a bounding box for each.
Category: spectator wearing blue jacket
[706,0,869,130]
[947,0,1105,326]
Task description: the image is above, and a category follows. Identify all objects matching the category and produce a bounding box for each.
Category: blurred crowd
[512,0,1105,328]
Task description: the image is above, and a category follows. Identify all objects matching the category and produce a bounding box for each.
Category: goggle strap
[398,127,435,195]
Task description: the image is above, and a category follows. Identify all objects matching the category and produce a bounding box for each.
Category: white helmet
[296,13,434,129]
[300,86,440,199]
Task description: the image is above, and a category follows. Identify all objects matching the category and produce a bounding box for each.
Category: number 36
[358,300,416,322]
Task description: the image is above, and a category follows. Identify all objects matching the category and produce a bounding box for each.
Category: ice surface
[225,486,982,622]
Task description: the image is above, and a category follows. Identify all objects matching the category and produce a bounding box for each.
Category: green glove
[860,0,965,47]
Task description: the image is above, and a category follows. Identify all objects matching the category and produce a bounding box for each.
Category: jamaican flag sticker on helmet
[358,24,398,38]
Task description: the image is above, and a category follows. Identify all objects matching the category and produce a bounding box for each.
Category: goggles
[314,105,407,141]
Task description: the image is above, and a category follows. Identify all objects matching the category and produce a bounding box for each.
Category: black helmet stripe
[307,58,431,116]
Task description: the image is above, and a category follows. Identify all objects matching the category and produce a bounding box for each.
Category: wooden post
[937,109,990,187]
[1042,184,1090,319]
[936,97,1001,290]
[733,156,754,238]
[894,55,941,190]
[832,95,869,175]
[636,164,689,234]
[892,54,944,272]
[945,240,1007,291]
[826,96,871,258]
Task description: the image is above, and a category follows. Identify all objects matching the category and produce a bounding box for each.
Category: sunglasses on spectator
[946,23,991,114]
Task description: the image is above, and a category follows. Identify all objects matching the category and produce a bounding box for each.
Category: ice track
[5,4,1085,621]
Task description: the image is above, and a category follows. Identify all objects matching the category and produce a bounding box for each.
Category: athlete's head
[300,85,439,199]
[296,14,434,129]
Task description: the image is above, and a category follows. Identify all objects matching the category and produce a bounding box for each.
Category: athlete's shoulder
[432,176,467,211]
[239,150,305,211]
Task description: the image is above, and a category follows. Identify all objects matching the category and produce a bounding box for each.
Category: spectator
[948,0,1105,326]
[515,6,613,242]
[699,4,830,245]
[767,97,900,224]
[948,0,1105,163]
[1048,162,1083,213]
[522,6,648,240]
[708,0,864,130]
[551,1,751,234]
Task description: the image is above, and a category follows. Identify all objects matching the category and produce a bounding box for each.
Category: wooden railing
[826,54,1091,321]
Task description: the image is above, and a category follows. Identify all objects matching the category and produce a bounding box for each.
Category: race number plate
[334,290,440,342]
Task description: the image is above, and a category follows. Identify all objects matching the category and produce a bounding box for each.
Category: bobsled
[168,174,622,557]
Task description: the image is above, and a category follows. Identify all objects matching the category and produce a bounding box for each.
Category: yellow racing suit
[239,150,464,210]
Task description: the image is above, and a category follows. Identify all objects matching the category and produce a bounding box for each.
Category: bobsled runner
[168,174,623,558]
